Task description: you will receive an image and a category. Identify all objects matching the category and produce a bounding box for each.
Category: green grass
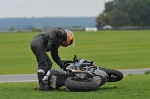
[0,30,150,74]
[0,74,150,99]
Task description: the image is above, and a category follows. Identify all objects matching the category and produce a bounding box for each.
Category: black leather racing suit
[30,28,67,87]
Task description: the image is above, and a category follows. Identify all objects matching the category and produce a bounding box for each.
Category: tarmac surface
[0,68,150,83]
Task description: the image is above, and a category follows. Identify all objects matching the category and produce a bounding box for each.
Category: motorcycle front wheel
[101,68,123,82]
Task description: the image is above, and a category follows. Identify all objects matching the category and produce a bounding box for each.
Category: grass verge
[0,74,150,99]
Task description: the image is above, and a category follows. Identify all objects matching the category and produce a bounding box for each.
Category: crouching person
[30,28,74,90]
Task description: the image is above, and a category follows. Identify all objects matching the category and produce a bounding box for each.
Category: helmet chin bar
[61,41,67,47]
[61,39,75,47]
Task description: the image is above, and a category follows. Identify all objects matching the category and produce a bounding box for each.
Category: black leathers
[30,28,67,71]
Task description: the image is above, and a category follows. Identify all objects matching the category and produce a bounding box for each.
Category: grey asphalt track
[0,68,150,83]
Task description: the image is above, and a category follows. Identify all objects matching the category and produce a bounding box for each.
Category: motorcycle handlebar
[73,55,77,62]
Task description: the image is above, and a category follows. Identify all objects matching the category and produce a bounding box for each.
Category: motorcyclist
[30,28,74,90]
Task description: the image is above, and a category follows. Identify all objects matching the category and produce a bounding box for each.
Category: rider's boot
[37,69,51,91]
[42,70,51,87]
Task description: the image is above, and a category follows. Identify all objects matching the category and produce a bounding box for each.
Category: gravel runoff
[0,68,150,83]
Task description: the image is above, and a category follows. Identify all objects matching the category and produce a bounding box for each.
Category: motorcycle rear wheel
[65,77,98,91]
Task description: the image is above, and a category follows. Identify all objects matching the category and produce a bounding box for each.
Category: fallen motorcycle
[43,55,123,91]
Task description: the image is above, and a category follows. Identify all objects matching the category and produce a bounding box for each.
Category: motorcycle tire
[65,77,98,91]
[101,68,123,82]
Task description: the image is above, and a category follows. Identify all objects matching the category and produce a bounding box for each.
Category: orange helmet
[62,29,74,47]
